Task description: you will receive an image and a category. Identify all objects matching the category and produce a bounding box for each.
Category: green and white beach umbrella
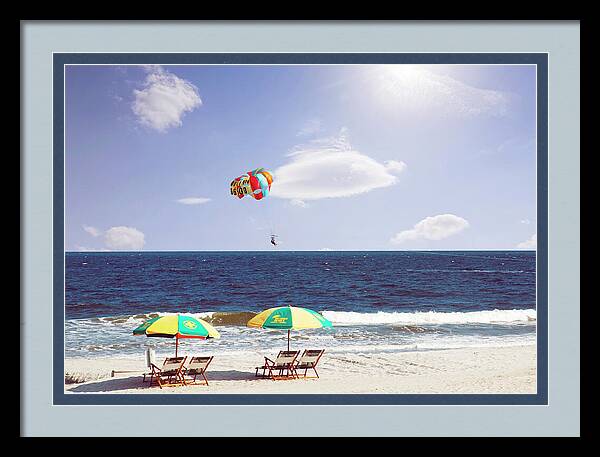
[133,314,220,357]
[247,305,333,351]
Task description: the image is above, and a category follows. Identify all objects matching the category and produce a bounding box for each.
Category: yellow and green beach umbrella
[133,314,220,357]
[247,305,333,351]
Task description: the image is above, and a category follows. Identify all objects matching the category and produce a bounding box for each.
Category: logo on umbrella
[183,320,198,329]
[271,315,288,324]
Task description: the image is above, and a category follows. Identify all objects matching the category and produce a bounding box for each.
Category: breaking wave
[70,308,536,330]
[321,309,536,326]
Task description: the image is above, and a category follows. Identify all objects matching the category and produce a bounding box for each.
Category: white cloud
[82,225,101,237]
[517,233,537,249]
[373,65,509,117]
[132,66,201,132]
[270,129,406,201]
[384,160,407,174]
[520,219,531,225]
[176,197,211,205]
[297,118,323,137]
[104,226,145,251]
[391,214,470,244]
[289,199,309,208]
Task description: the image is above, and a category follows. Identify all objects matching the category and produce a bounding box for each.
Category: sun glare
[373,65,435,107]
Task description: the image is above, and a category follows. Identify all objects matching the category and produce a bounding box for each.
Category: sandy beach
[65,344,536,394]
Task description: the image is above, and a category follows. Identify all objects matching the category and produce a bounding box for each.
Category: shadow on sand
[67,369,257,393]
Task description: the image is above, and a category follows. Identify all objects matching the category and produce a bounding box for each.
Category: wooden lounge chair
[293,349,325,379]
[149,356,187,388]
[182,356,214,386]
[255,350,300,380]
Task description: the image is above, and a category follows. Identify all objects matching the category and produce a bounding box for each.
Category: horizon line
[66,248,536,253]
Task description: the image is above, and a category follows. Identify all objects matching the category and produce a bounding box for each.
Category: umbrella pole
[176,336,179,358]
[288,329,290,351]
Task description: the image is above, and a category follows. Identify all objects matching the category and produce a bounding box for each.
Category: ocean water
[65,251,536,358]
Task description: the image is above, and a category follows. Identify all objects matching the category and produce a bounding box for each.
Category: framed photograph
[55,52,547,406]
[22,21,580,437]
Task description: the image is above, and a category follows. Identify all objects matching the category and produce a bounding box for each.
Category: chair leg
[150,371,162,388]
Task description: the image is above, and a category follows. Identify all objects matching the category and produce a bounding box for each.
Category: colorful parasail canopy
[230,167,273,201]
[133,314,220,357]
[247,305,332,351]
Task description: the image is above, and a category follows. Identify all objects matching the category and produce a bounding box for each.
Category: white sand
[64,345,536,394]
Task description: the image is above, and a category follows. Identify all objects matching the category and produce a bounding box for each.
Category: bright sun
[375,65,433,102]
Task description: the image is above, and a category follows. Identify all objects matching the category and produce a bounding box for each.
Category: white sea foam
[93,311,215,325]
[64,308,537,358]
[321,309,536,326]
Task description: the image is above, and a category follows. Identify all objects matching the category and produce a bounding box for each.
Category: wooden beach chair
[182,356,214,386]
[149,356,187,388]
[255,350,299,380]
[293,349,325,379]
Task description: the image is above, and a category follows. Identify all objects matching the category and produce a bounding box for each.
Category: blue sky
[65,64,537,251]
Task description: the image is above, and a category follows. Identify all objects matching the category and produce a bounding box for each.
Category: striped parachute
[230,167,273,201]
